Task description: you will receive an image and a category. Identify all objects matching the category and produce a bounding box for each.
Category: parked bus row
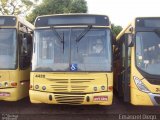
[0,14,159,106]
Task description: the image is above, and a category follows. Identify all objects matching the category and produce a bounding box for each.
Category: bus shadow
[0,95,159,115]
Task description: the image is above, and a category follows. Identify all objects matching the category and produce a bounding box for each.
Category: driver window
[19,29,32,70]
[90,37,104,55]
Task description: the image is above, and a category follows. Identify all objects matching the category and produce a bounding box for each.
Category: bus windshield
[136,32,160,75]
[0,28,17,69]
[32,28,111,72]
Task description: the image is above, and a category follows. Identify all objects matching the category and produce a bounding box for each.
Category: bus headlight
[101,86,105,90]
[4,82,8,87]
[0,83,2,87]
[93,87,97,91]
[133,76,150,93]
[42,86,46,90]
[35,85,39,89]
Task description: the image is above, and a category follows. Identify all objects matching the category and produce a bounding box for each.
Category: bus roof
[34,13,110,27]
[0,15,34,30]
[116,17,160,40]
[36,13,109,18]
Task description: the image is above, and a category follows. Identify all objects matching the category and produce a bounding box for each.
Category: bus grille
[54,94,85,104]
[154,96,160,104]
[50,79,94,93]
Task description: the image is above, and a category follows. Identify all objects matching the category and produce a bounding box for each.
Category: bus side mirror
[22,34,28,54]
[128,34,134,47]
[128,40,134,47]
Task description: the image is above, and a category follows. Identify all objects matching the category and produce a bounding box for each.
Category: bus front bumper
[29,90,113,105]
[131,88,160,106]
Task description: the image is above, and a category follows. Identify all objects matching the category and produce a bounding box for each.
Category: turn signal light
[108,86,113,91]
[11,82,17,87]
[30,85,33,89]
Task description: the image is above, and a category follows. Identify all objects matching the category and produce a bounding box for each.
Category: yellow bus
[30,14,113,105]
[0,16,34,101]
[114,17,160,106]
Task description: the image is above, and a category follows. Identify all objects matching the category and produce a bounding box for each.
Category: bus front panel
[0,69,30,101]
[30,72,113,105]
[130,30,160,106]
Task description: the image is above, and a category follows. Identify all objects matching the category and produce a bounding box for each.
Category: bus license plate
[93,96,108,101]
[0,92,10,97]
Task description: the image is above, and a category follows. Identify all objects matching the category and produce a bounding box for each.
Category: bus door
[119,34,132,102]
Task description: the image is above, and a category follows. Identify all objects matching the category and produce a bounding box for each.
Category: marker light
[133,76,150,93]
[20,82,24,85]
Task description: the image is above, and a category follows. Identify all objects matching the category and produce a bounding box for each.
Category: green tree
[0,0,34,15]
[111,24,123,37]
[26,0,88,23]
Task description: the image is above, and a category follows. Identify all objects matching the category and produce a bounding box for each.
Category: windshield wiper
[50,26,64,53]
[75,25,92,43]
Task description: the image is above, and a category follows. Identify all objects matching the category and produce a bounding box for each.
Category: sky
[31,0,160,27]
[86,0,160,27]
